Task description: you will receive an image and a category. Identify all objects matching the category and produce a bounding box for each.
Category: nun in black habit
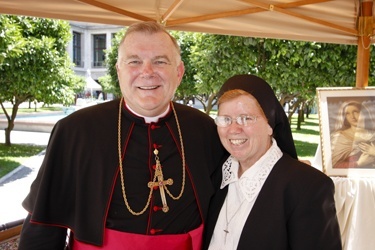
[203,74,342,250]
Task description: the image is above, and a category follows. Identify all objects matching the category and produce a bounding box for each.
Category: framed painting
[316,87,375,177]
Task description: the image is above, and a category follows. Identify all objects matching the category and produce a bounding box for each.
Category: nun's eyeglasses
[215,115,258,127]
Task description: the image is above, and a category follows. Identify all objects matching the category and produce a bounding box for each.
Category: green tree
[0,15,23,64]
[0,15,84,146]
[99,29,124,98]
[190,33,259,113]
[259,40,360,128]
[170,31,198,104]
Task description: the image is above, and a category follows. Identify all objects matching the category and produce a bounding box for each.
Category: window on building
[93,34,106,67]
[73,31,82,67]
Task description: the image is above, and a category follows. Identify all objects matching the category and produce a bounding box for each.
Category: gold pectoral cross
[148,149,173,213]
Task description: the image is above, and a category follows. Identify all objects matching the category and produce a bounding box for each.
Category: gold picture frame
[317,87,375,177]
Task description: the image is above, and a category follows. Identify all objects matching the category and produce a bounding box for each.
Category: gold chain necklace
[117,97,186,216]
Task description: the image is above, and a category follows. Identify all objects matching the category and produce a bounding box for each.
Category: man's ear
[177,61,185,85]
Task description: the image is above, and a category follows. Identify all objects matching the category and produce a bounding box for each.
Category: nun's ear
[267,124,273,136]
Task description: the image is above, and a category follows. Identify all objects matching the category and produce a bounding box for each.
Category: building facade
[67,21,123,83]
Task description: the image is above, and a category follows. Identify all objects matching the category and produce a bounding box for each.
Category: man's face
[116,31,184,117]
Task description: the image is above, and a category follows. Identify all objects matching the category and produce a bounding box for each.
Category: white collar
[220,138,283,202]
[126,103,170,123]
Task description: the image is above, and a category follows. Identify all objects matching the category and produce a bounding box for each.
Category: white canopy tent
[84,70,102,98]
[85,77,102,97]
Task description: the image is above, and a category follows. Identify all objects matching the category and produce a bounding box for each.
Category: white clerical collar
[220,138,282,202]
[126,103,170,123]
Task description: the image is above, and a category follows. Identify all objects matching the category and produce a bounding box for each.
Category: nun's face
[217,95,273,169]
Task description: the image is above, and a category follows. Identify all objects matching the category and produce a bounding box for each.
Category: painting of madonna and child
[317,87,375,177]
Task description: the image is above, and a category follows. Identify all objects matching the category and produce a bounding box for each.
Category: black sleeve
[18,214,68,250]
[288,177,342,250]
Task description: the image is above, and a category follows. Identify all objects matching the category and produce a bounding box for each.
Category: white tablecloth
[312,144,375,250]
[332,177,375,250]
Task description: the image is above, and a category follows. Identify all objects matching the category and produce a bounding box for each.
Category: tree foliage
[99,29,124,98]
[170,31,198,104]
[258,40,361,126]
[0,15,85,145]
[189,33,259,113]
[101,28,374,121]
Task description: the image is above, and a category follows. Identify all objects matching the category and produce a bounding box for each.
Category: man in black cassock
[18,21,227,249]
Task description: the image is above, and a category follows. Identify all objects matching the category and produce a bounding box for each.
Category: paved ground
[0,130,52,226]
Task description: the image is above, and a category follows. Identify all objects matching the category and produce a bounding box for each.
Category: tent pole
[355,0,373,87]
